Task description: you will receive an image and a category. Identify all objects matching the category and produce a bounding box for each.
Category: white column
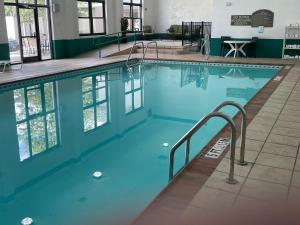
[51,0,79,41]
[0,0,8,44]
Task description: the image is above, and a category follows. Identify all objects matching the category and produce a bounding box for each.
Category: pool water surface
[0,61,281,225]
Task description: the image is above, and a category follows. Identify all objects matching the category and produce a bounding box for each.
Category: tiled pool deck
[133,60,300,225]
[1,49,300,225]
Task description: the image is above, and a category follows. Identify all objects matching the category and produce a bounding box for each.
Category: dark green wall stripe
[211,38,283,58]
[52,34,142,59]
[52,34,284,59]
[0,43,10,61]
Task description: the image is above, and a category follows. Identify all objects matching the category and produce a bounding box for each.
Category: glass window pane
[17,123,30,162]
[133,19,141,31]
[132,0,141,4]
[14,89,26,122]
[47,113,57,148]
[83,91,93,107]
[132,6,141,18]
[18,0,35,4]
[97,103,108,127]
[125,80,132,92]
[44,83,55,112]
[125,93,132,113]
[134,78,141,89]
[82,77,93,92]
[77,1,89,17]
[96,75,106,88]
[128,19,133,31]
[27,87,42,115]
[79,18,91,34]
[38,7,51,60]
[30,116,46,155]
[123,0,131,3]
[37,0,48,5]
[92,2,103,17]
[93,18,105,33]
[123,5,130,17]
[84,107,95,131]
[5,6,21,63]
[134,90,142,109]
[96,88,106,102]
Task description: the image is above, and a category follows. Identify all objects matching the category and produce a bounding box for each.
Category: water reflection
[82,73,109,132]
[13,82,59,161]
[0,62,279,225]
[180,65,209,90]
[124,67,144,114]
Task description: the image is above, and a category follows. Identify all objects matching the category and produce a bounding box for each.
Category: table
[224,40,252,58]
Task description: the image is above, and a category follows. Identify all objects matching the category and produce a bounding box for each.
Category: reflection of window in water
[125,75,143,114]
[82,73,109,132]
[180,65,209,90]
[13,82,59,162]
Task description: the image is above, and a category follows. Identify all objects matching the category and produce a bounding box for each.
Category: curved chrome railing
[213,101,248,166]
[142,41,159,63]
[169,111,238,185]
[126,41,145,67]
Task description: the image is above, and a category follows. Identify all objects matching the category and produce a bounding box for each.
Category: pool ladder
[169,101,248,184]
[126,41,159,68]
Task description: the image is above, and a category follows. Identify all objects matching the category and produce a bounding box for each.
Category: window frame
[123,0,143,32]
[77,0,106,36]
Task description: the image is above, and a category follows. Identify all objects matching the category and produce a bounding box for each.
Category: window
[125,75,143,114]
[123,0,142,31]
[77,0,106,35]
[13,82,59,162]
[82,74,109,132]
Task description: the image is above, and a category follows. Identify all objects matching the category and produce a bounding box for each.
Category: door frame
[4,0,53,63]
[18,5,40,62]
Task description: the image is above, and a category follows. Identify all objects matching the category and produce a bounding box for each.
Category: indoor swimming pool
[0,60,281,225]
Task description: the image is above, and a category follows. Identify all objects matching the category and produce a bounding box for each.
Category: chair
[0,61,10,73]
[247,37,258,58]
[220,36,232,56]
[0,60,23,73]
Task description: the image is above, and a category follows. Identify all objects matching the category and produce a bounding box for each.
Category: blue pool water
[0,61,280,225]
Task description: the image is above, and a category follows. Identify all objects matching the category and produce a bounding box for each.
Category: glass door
[19,6,40,62]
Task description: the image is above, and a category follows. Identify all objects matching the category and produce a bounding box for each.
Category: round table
[224,40,252,58]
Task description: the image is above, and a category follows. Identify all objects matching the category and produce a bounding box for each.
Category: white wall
[143,0,156,29]
[51,0,123,40]
[212,0,300,39]
[0,0,8,44]
[150,0,213,33]
[51,0,79,40]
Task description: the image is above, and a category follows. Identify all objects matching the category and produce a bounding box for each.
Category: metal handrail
[142,41,159,63]
[126,41,145,67]
[213,101,248,166]
[93,31,142,58]
[169,111,238,185]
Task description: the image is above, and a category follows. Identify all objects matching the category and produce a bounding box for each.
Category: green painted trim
[0,43,10,61]
[211,38,284,58]
[52,34,143,59]
[52,34,285,59]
